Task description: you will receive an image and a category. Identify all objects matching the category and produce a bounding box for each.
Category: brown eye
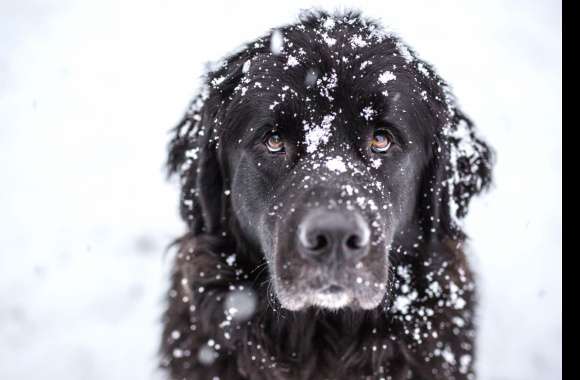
[265,131,285,153]
[370,130,392,153]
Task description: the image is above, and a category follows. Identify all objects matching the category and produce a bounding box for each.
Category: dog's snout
[298,209,370,261]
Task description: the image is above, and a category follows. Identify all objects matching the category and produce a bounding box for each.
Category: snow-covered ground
[0,1,561,379]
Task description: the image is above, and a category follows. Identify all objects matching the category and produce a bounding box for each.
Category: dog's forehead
[234,20,404,104]
[222,17,433,138]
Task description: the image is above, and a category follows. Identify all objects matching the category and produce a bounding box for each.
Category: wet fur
[161,10,492,380]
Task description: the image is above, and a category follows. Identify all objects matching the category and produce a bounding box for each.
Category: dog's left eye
[264,131,285,154]
[370,130,392,154]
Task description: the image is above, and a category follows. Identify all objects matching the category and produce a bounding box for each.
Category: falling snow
[270,29,284,55]
[0,3,561,380]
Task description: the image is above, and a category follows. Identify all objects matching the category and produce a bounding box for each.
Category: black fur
[162,10,493,380]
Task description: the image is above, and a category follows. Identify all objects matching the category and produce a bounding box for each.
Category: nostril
[345,234,363,250]
[311,234,328,251]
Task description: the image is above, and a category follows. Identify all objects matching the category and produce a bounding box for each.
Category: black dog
[162,10,492,380]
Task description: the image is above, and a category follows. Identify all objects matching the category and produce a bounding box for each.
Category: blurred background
[0,0,561,379]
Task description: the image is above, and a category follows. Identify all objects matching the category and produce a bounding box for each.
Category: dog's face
[169,14,492,312]
[224,69,433,310]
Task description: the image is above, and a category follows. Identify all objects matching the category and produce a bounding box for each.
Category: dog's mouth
[275,286,387,311]
[310,284,352,309]
[272,265,389,311]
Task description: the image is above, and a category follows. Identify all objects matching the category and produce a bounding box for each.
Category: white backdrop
[0,1,561,379]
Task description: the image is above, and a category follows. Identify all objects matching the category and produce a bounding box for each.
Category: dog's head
[168,11,492,311]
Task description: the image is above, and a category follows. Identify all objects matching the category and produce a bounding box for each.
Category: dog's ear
[445,109,493,220]
[383,40,494,241]
[167,91,221,234]
[167,57,249,235]
[423,106,494,240]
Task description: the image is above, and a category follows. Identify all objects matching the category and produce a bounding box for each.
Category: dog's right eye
[370,129,393,154]
[264,131,286,154]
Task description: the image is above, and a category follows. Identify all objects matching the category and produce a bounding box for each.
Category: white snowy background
[0,0,561,379]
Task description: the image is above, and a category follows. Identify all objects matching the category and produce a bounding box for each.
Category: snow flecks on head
[360,60,372,70]
[370,158,382,169]
[269,101,280,110]
[270,29,284,55]
[266,83,299,111]
[361,106,377,121]
[182,11,485,246]
[320,32,337,47]
[365,22,390,43]
[317,18,336,45]
[396,41,414,63]
[378,70,396,84]
[449,119,477,158]
[210,75,226,88]
[303,113,335,153]
[417,62,430,78]
[349,34,368,48]
[316,68,338,101]
[304,14,391,56]
[341,184,358,197]
[322,17,336,30]
[286,55,299,67]
[325,155,347,173]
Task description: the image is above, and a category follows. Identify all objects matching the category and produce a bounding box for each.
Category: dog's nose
[298,210,370,261]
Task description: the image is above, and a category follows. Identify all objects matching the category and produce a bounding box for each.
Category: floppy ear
[167,91,224,235]
[445,109,493,219]
[167,55,251,235]
[425,107,494,240]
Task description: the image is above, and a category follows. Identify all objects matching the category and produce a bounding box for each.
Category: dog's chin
[277,289,385,311]
[310,290,352,310]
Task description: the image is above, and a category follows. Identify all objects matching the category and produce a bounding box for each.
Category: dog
[161,10,493,380]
